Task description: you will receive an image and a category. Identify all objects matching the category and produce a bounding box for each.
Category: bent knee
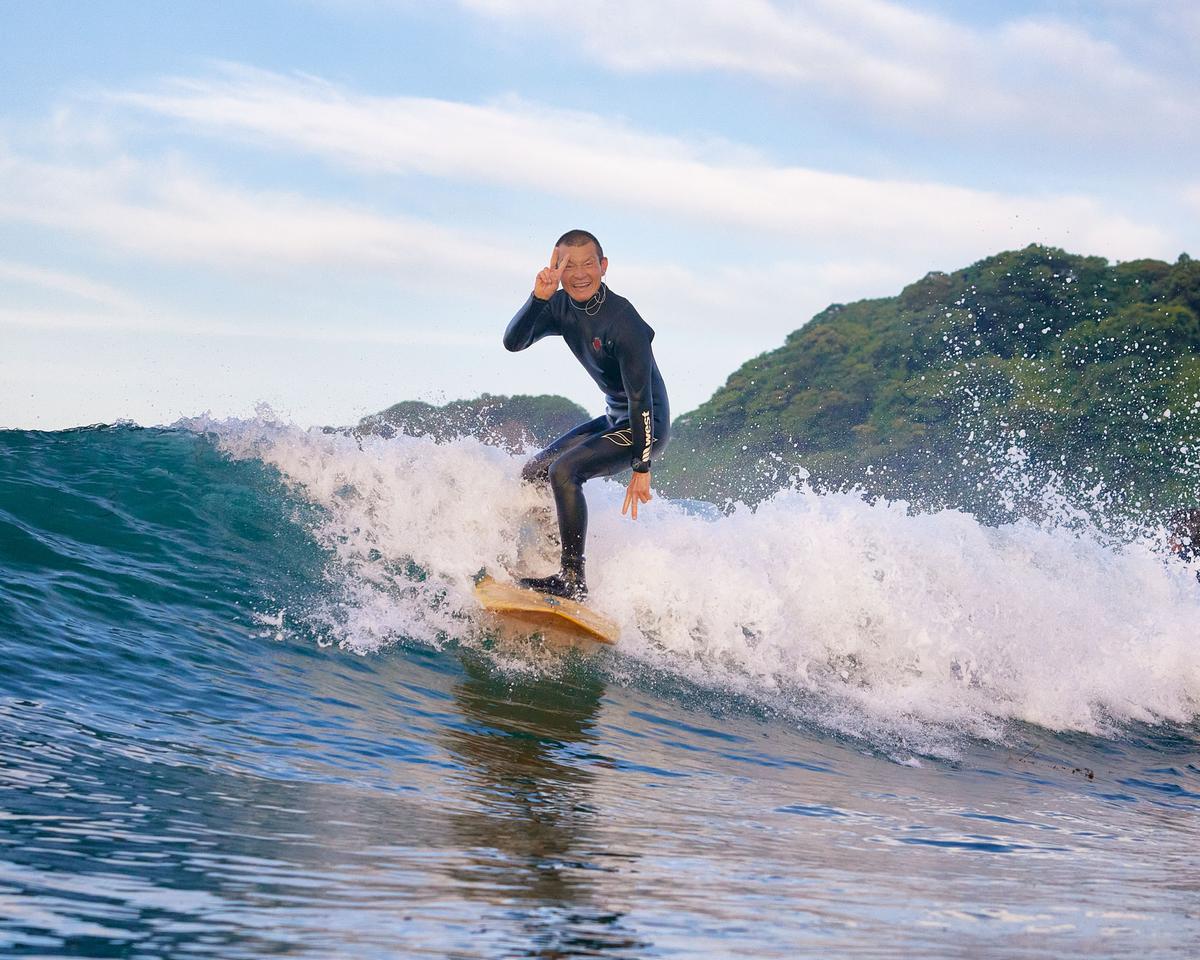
[548,456,583,491]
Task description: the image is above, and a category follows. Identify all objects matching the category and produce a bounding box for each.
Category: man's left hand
[622,471,653,520]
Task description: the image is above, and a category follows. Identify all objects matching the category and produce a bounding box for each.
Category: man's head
[555,229,607,302]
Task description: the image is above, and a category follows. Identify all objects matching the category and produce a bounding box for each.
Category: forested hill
[657,245,1200,521]
[356,393,588,451]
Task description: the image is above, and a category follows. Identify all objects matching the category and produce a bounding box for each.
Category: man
[504,229,670,600]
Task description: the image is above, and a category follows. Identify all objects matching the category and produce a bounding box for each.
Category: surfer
[503,229,670,601]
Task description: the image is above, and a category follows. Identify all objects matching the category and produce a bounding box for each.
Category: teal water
[1,425,1198,958]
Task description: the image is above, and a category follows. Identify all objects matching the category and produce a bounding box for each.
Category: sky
[1,0,1198,430]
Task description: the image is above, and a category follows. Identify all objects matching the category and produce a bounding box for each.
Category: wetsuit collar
[567,282,607,316]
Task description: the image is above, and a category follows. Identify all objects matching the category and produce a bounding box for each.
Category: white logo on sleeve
[604,416,656,461]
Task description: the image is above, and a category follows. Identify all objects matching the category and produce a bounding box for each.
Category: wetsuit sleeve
[503,294,560,352]
[616,315,657,473]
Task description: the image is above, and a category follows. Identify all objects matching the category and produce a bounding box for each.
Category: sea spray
[186,415,1200,756]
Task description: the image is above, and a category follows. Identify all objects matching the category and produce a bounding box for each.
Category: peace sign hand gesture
[533,246,568,300]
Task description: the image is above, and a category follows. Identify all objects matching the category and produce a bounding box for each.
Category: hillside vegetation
[658,245,1200,521]
[358,393,589,451]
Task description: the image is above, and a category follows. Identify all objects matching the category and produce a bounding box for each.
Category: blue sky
[2,0,1197,429]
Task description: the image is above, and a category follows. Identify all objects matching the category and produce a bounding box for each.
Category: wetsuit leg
[520,416,612,484]
[522,419,670,598]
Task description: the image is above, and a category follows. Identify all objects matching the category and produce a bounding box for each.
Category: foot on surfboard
[474,574,617,644]
[518,572,588,602]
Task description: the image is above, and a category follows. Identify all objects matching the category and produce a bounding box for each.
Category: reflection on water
[2,641,1199,959]
[0,700,327,958]
[442,652,646,958]
[0,644,652,959]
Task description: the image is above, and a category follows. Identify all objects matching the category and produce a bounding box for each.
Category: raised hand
[533,246,569,300]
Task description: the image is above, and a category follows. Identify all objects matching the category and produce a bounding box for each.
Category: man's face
[558,243,607,301]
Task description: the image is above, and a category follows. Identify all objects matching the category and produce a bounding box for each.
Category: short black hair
[556,229,603,260]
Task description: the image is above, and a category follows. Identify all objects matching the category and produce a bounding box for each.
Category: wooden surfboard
[474,575,618,645]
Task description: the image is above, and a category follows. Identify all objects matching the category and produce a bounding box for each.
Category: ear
[600,256,609,276]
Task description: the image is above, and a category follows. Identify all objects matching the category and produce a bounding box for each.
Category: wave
[168,415,1200,756]
[3,419,1197,758]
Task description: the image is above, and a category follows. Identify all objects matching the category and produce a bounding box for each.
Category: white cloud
[455,0,1197,142]
[0,260,142,312]
[0,305,490,346]
[0,119,882,354]
[0,130,913,365]
[112,66,1170,263]
[0,105,949,422]
[619,257,912,333]
[469,0,945,106]
[0,144,525,284]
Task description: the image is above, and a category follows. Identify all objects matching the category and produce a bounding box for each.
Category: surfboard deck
[474,575,618,645]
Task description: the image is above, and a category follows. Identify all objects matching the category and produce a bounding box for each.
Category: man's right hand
[533,246,568,300]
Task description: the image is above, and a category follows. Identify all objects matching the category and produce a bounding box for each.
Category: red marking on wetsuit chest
[592,337,602,351]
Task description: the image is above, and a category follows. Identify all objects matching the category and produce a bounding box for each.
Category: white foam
[187,415,1200,754]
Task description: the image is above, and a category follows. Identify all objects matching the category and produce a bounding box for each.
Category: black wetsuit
[504,286,670,596]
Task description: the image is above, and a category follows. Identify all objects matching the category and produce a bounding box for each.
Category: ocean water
[1,420,1198,958]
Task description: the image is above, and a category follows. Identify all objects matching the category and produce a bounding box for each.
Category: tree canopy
[357,393,589,451]
[658,245,1200,524]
